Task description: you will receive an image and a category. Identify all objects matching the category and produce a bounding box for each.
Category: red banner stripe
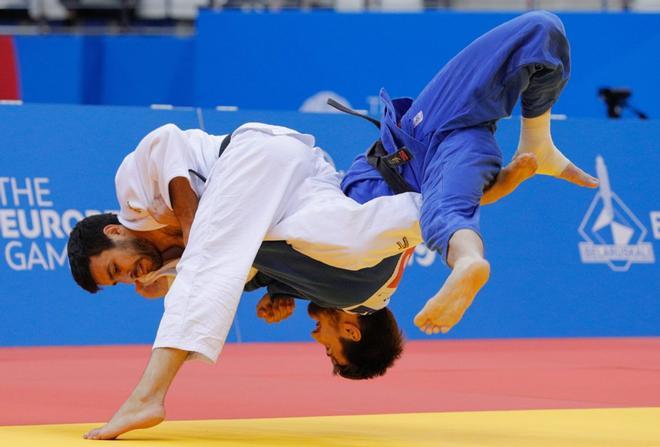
[0,36,20,100]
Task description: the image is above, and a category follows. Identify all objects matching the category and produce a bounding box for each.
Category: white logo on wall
[408,244,436,267]
[577,156,655,272]
[0,177,112,271]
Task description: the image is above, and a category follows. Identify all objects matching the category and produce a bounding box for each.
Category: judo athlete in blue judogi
[341,11,598,335]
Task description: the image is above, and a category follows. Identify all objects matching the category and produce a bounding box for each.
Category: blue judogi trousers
[341,11,571,260]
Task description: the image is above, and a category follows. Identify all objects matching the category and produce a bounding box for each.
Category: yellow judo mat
[1,407,659,447]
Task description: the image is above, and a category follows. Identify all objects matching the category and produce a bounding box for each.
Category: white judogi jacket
[116,123,421,363]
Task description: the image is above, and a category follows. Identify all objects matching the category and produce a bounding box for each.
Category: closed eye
[110,264,118,286]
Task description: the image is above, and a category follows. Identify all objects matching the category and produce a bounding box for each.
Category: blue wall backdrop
[195,11,660,119]
[14,35,94,104]
[9,11,660,119]
[14,35,195,106]
[0,103,658,348]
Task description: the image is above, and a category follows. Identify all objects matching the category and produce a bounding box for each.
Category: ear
[341,322,362,342]
[103,224,125,237]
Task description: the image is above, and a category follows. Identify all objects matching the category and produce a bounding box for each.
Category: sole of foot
[414,257,490,334]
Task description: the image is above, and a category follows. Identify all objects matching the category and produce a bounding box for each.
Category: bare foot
[481,153,538,205]
[414,257,490,334]
[506,152,539,179]
[558,162,599,188]
[83,397,165,440]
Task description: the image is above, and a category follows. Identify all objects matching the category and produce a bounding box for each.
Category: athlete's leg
[403,11,573,136]
[401,11,596,188]
[414,127,500,334]
[415,151,539,334]
[509,12,598,187]
[416,229,490,335]
[83,348,187,440]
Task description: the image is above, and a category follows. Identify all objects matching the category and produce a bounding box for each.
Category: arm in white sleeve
[146,124,198,210]
[115,124,199,231]
[277,191,423,271]
[152,131,313,363]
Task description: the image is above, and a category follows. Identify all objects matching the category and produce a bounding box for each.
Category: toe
[560,163,599,188]
[414,312,427,328]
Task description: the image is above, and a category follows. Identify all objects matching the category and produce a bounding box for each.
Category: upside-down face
[308,302,361,368]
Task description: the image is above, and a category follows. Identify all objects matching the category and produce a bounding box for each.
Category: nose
[116,269,135,284]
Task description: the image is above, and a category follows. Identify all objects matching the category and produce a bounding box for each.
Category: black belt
[327,98,414,194]
[188,132,232,183]
[219,132,232,157]
[365,140,414,194]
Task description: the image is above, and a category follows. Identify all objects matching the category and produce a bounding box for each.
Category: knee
[420,205,482,259]
[420,197,480,243]
[521,10,566,37]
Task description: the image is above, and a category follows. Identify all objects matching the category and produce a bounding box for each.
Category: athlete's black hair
[67,213,120,293]
[334,308,404,380]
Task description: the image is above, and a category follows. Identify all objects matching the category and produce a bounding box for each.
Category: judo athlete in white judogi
[66,122,426,439]
[125,122,422,360]
[68,12,597,440]
[68,120,536,440]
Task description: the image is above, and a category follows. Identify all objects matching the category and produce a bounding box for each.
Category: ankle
[130,389,165,407]
[451,255,487,270]
[521,109,551,128]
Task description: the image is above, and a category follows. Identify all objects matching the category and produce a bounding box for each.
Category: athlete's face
[89,227,163,287]
[307,303,361,368]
